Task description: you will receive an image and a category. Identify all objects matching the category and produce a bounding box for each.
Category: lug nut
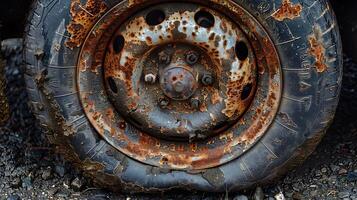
[190,98,200,109]
[158,51,171,65]
[185,51,200,65]
[202,73,214,86]
[159,98,170,108]
[144,73,156,84]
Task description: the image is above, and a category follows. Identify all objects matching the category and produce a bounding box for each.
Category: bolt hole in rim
[145,9,166,26]
[194,10,215,28]
[113,35,125,53]
[235,41,249,61]
[241,83,253,100]
[77,0,282,170]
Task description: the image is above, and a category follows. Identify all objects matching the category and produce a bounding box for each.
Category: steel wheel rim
[76,0,282,170]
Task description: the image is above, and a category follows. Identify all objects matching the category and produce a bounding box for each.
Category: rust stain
[222,79,243,118]
[219,132,234,141]
[222,58,256,118]
[211,89,222,105]
[308,27,327,73]
[272,0,302,21]
[65,0,107,49]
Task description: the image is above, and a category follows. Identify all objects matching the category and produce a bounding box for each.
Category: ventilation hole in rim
[235,41,249,61]
[241,83,253,100]
[146,10,166,26]
[194,10,215,28]
[113,35,125,53]
[107,77,118,93]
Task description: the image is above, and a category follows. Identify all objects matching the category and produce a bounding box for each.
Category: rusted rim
[77,0,282,170]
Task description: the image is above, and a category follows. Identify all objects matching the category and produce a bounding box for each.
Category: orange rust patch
[211,89,222,105]
[222,79,245,118]
[272,0,302,21]
[308,29,327,73]
[65,0,107,49]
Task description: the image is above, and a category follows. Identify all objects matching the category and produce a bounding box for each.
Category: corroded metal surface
[0,54,9,125]
[103,10,257,139]
[309,27,327,73]
[65,0,108,49]
[73,0,282,170]
[271,0,302,21]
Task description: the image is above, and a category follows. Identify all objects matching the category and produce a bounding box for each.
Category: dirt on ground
[0,40,356,200]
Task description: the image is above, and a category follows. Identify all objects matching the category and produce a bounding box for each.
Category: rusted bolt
[158,51,171,65]
[159,98,170,108]
[201,73,214,86]
[190,98,200,109]
[144,73,157,84]
[185,51,200,65]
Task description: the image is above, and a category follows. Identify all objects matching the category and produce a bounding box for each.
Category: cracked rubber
[24,0,343,192]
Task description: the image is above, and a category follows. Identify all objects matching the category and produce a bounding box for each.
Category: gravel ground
[0,40,356,200]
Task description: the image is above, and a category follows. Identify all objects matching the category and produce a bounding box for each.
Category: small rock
[41,167,52,180]
[48,187,59,196]
[233,195,248,200]
[350,195,357,200]
[309,185,318,188]
[57,189,70,198]
[321,168,328,173]
[330,164,340,172]
[339,191,351,199]
[55,165,65,177]
[71,177,83,190]
[10,177,21,188]
[275,192,286,200]
[21,177,32,189]
[253,187,264,200]
[339,168,348,175]
[63,178,70,189]
[7,195,21,200]
[347,172,357,181]
[310,190,318,197]
[292,192,302,200]
[292,183,300,192]
[315,170,322,177]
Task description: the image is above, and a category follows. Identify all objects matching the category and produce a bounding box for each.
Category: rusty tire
[24,0,342,192]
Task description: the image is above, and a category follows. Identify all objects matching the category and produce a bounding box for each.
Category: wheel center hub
[160,65,197,100]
